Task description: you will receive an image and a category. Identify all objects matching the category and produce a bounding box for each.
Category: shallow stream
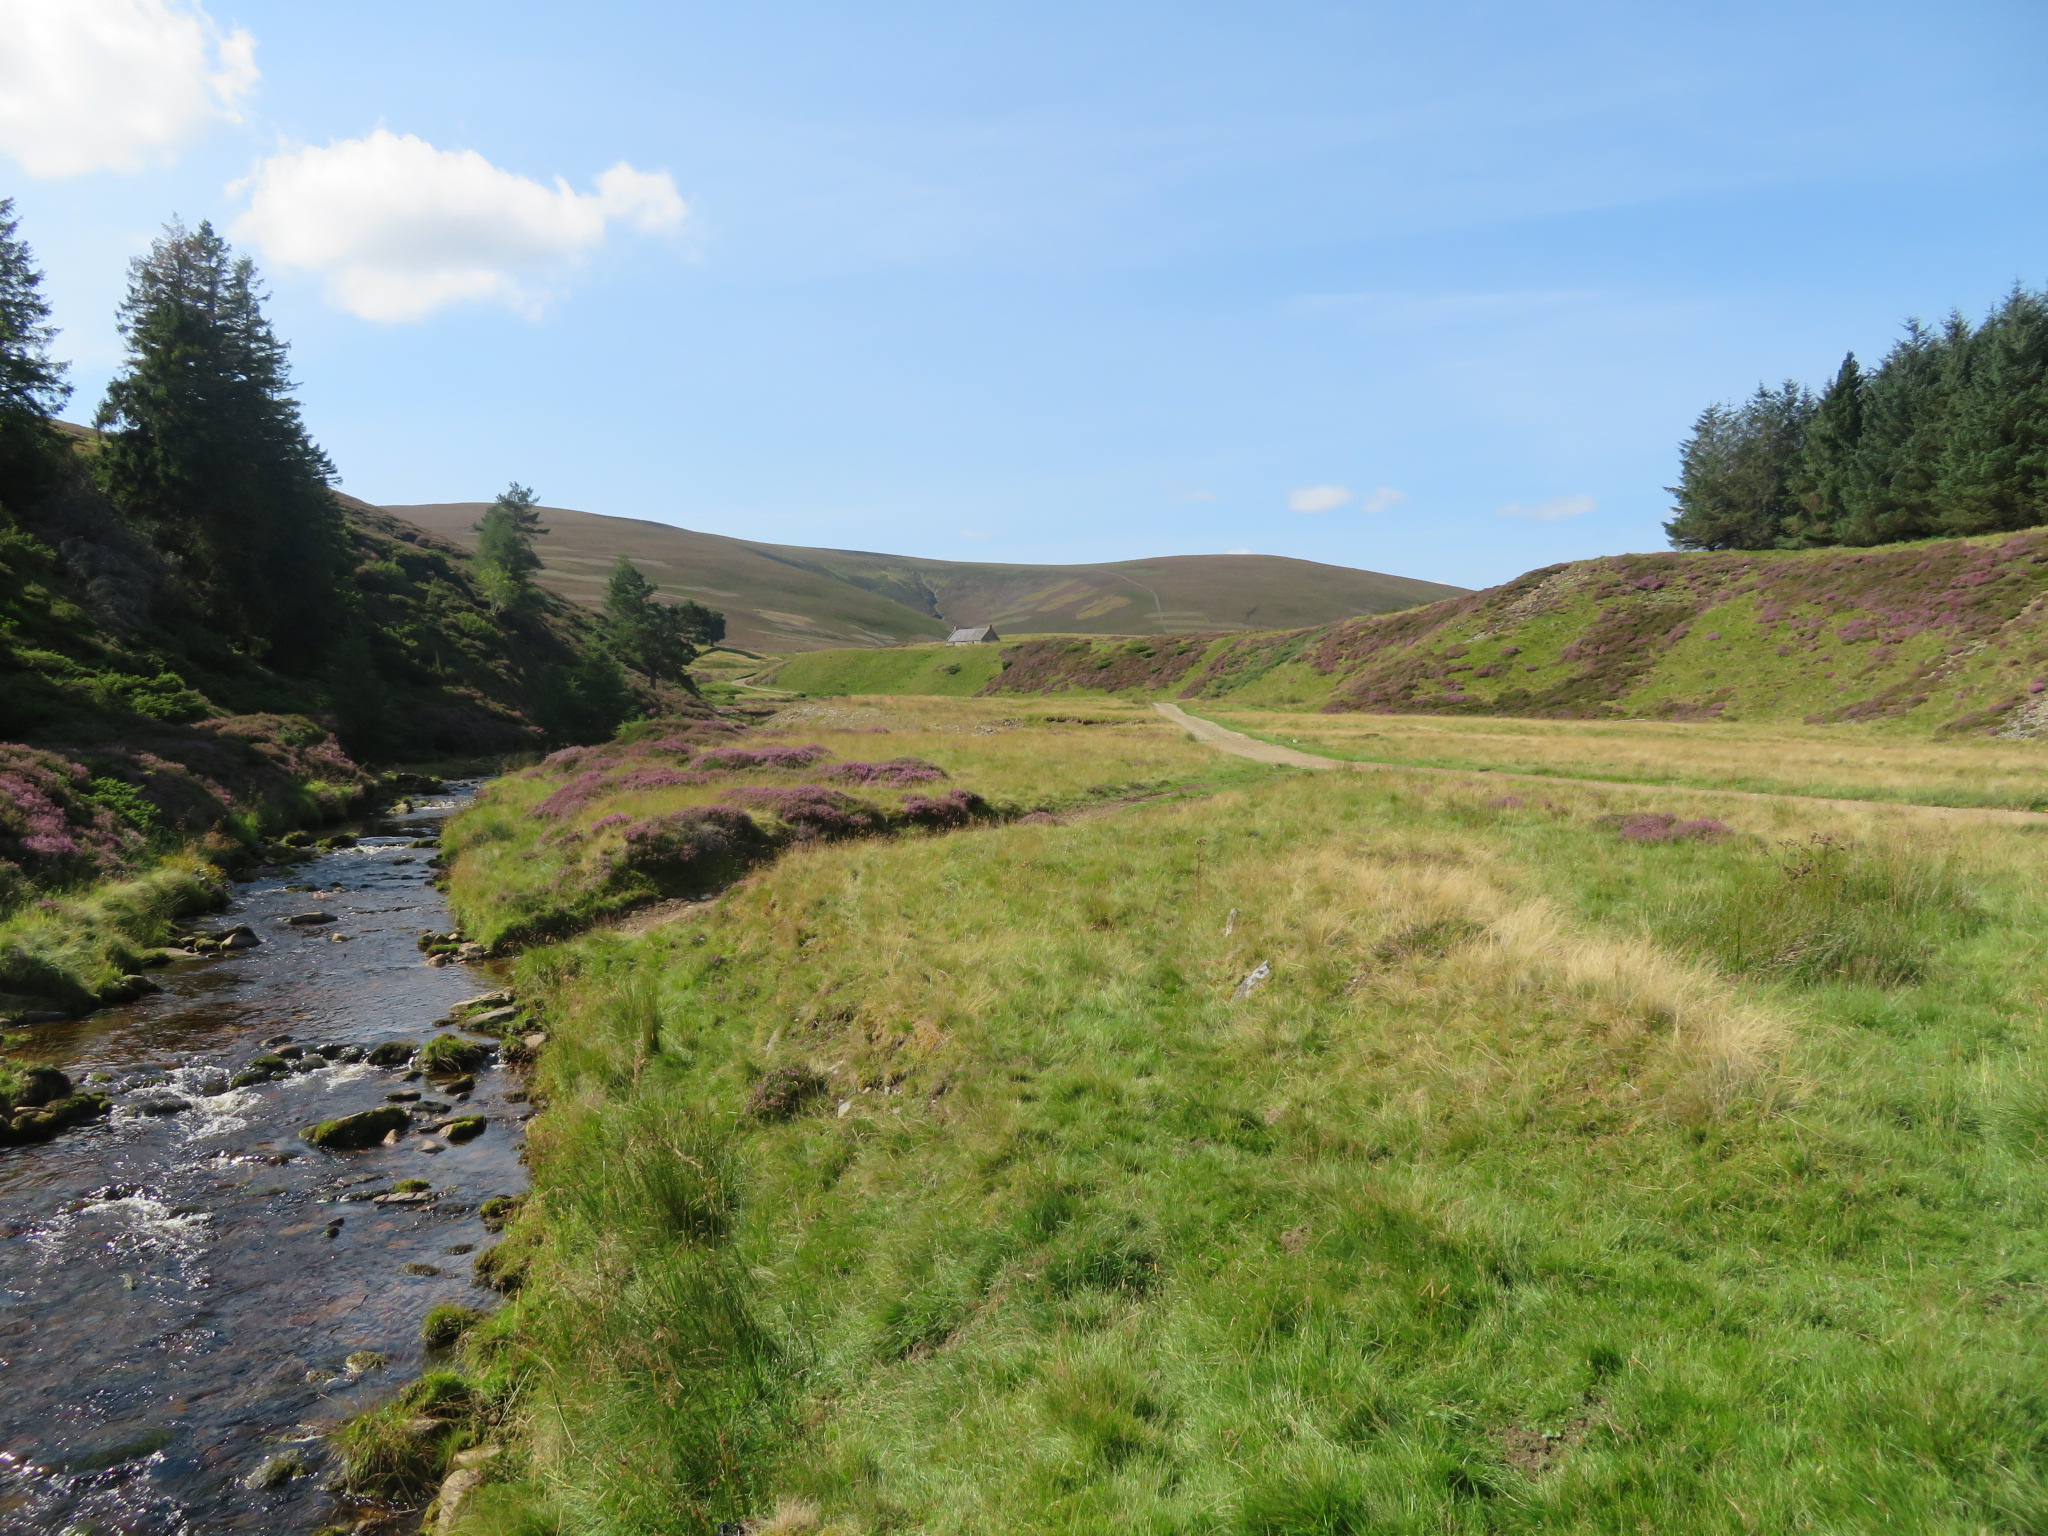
[0,785,526,1534]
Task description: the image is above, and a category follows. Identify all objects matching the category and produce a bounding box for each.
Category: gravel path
[1151,701,2048,827]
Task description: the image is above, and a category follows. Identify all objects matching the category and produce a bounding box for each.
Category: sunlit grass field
[426,697,2048,1536]
[1204,707,2048,811]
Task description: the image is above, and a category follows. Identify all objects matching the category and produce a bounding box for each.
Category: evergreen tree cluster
[0,201,723,751]
[1665,287,2048,551]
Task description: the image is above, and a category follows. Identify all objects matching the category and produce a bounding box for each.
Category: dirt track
[1151,701,2048,827]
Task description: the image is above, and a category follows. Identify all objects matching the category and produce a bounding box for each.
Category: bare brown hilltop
[385,501,1466,652]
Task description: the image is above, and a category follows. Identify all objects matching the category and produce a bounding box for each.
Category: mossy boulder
[442,1115,486,1144]
[478,1194,523,1231]
[421,1303,486,1349]
[0,1091,109,1144]
[417,1034,490,1076]
[301,1106,410,1151]
[366,1039,417,1067]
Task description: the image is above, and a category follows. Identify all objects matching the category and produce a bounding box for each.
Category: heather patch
[1605,812,1732,844]
[616,806,773,892]
[899,789,990,829]
[822,757,946,786]
[0,745,138,894]
[721,785,888,840]
[695,744,832,771]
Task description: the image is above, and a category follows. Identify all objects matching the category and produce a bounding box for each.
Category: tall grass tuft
[1663,833,1984,986]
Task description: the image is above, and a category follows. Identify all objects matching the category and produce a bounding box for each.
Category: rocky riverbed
[0,785,527,1535]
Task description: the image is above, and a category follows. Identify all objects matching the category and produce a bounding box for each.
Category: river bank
[0,784,527,1535]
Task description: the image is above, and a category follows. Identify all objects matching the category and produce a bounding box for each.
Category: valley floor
[426,697,2048,1536]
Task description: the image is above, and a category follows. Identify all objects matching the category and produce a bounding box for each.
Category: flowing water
[0,785,527,1534]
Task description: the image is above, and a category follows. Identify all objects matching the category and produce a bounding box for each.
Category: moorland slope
[389,501,1465,652]
[785,529,2048,735]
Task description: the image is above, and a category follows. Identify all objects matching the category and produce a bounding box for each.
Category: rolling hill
[780,529,2048,736]
[385,502,1466,652]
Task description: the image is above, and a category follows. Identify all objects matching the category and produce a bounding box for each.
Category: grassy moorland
[1202,710,2048,811]
[443,699,1248,950]
[782,529,2048,744]
[409,696,2048,1536]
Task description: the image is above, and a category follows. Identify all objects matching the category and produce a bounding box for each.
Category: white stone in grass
[1231,961,1271,1001]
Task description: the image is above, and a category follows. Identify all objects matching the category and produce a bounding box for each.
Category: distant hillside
[387,502,1466,652]
[789,530,2048,736]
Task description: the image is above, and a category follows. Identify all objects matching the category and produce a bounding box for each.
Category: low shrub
[1607,812,1731,843]
[823,757,946,786]
[899,788,990,829]
[616,805,773,893]
[694,744,831,771]
[721,785,888,841]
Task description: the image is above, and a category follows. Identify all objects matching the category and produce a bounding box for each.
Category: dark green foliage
[475,483,546,615]
[531,647,635,745]
[1663,384,1814,550]
[602,556,717,687]
[95,220,345,667]
[0,198,70,508]
[1669,287,2048,550]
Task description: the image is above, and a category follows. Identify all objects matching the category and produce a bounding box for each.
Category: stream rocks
[301,1106,411,1151]
[366,1039,418,1067]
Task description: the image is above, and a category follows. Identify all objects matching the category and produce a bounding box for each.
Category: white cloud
[0,0,257,177]
[1226,547,1254,555]
[1496,493,1597,521]
[1287,484,1353,514]
[1359,486,1408,513]
[233,130,686,322]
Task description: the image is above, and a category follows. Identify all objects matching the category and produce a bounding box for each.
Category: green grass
[431,700,2048,1536]
[0,850,224,1016]
[444,701,1256,949]
[770,644,1007,697]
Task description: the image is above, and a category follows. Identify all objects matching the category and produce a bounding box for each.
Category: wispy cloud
[1287,484,1352,513]
[1496,494,1596,521]
[1359,487,1408,513]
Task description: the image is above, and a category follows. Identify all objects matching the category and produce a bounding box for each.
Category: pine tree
[602,555,695,684]
[1935,288,2048,535]
[1663,383,1814,550]
[1782,354,1863,545]
[1832,317,1969,545]
[473,482,547,614]
[0,198,72,506]
[95,219,344,666]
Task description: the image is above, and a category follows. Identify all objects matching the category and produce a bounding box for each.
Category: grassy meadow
[1202,708,2048,812]
[422,696,2048,1536]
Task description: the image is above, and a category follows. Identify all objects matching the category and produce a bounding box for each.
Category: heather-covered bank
[0,711,388,1021]
[785,529,2048,735]
[440,702,1235,951]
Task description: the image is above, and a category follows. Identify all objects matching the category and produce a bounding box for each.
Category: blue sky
[3,1,2044,589]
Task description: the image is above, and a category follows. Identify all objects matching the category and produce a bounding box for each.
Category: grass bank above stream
[422,696,2048,1536]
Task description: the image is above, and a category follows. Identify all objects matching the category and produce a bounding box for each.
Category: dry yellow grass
[1204,707,2048,809]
